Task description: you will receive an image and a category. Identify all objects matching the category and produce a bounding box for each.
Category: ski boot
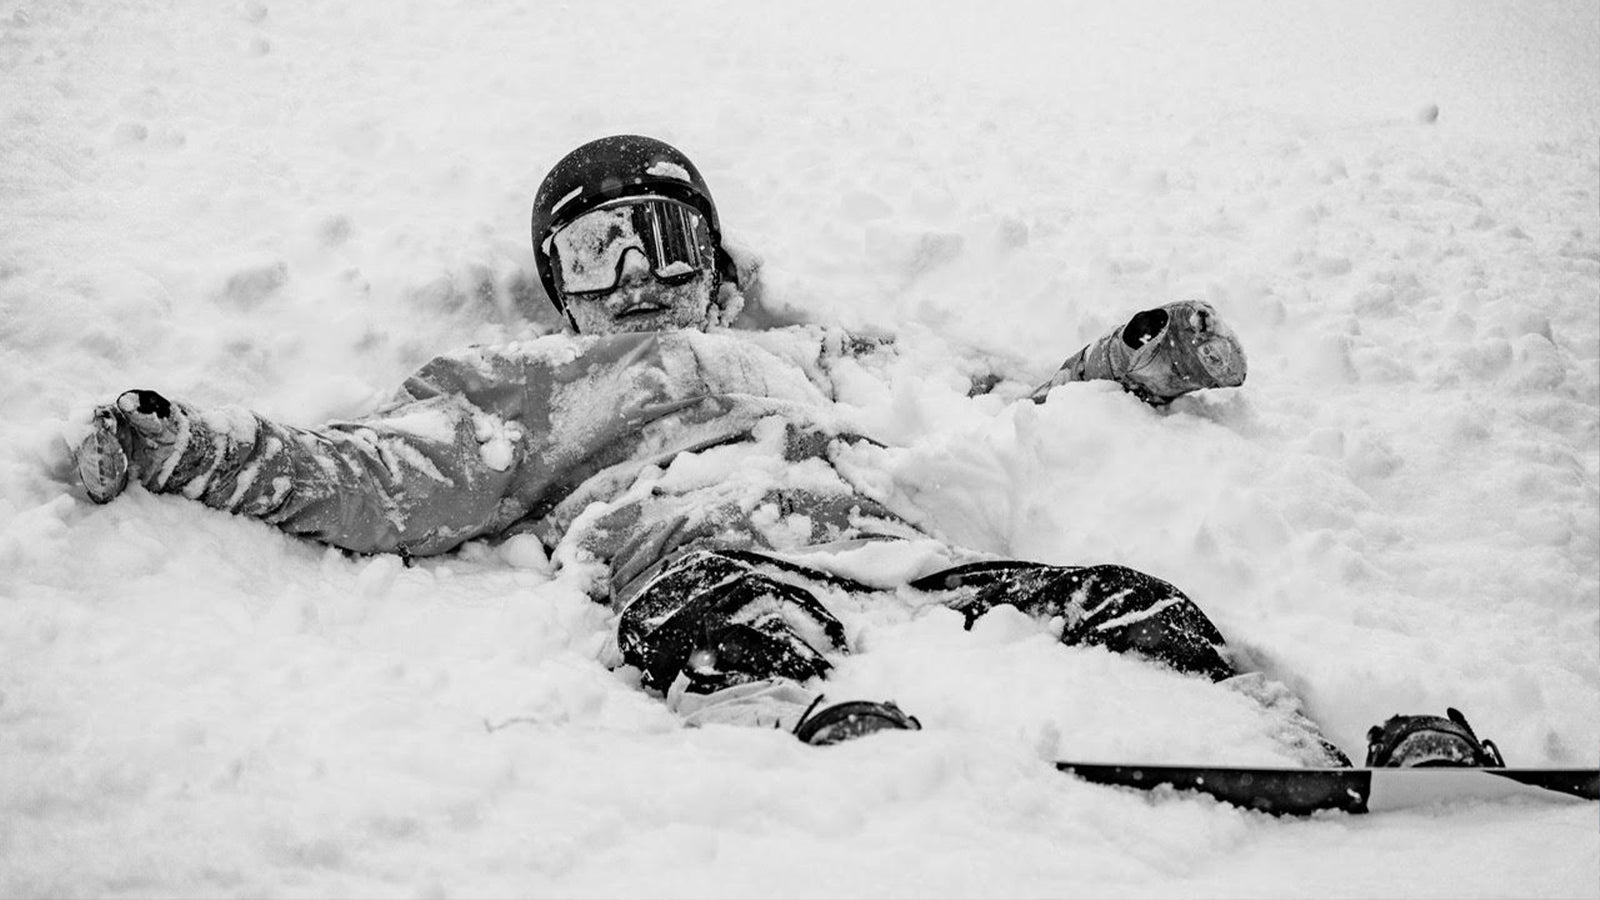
[793,699,922,746]
[1364,708,1507,767]
[1030,300,1247,406]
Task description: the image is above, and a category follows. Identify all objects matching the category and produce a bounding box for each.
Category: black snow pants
[616,547,1239,697]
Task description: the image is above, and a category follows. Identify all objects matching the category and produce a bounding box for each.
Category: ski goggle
[547,197,715,295]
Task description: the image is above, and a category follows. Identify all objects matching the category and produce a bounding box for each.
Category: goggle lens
[551,198,712,295]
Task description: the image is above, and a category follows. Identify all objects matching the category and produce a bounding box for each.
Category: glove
[1032,300,1247,405]
[75,389,187,503]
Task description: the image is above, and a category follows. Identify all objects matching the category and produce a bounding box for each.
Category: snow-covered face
[551,195,720,334]
[561,249,717,335]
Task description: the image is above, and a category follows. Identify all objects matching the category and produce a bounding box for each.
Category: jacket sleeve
[125,353,540,557]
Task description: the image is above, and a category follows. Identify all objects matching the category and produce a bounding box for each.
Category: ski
[1056,762,1600,816]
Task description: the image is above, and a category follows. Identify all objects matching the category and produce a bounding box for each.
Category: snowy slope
[2,1,1596,896]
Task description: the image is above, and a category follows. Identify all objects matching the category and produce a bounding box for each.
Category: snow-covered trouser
[618,548,854,695]
[614,549,1362,761]
[617,548,1239,701]
[907,559,1239,682]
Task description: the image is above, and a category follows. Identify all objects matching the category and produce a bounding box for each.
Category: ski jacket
[137,327,930,597]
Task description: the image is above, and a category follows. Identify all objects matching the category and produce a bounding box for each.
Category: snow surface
[2,0,1598,896]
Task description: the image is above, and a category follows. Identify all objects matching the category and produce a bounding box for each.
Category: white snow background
[3,0,1598,896]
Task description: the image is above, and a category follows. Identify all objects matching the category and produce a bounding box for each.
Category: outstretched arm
[1028,300,1248,406]
[73,386,527,557]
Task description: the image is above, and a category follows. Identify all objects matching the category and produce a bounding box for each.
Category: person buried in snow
[67,134,1499,766]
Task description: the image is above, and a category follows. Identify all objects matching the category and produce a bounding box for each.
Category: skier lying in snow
[69,134,1503,767]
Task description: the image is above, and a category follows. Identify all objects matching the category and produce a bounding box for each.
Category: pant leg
[909,560,1239,682]
[911,559,1351,765]
[618,547,850,699]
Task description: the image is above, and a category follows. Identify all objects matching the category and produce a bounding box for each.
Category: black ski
[1056,762,1600,816]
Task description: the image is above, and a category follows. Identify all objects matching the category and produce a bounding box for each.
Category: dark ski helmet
[531,135,737,323]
